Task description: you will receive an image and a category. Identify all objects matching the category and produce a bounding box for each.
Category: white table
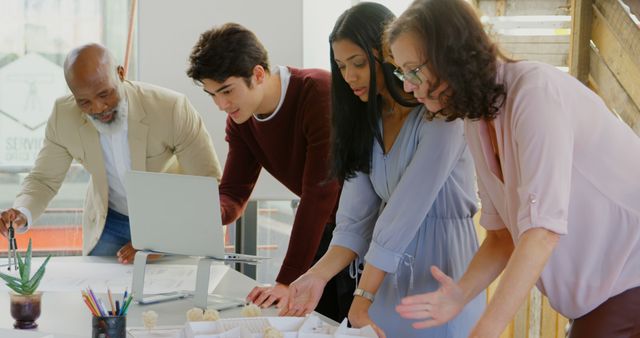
[0,256,279,338]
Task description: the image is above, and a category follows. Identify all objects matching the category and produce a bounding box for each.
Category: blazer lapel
[124,81,148,171]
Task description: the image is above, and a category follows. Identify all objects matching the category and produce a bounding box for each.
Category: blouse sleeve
[366,118,470,273]
[510,76,573,238]
[477,171,506,230]
[330,172,381,258]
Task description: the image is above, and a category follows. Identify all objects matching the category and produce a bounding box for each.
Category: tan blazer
[14,81,222,254]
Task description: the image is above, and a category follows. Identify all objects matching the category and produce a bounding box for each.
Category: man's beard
[89,88,128,135]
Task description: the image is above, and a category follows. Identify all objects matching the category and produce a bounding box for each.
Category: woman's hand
[396,266,465,329]
[348,297,386,338]
[280,271,328,316]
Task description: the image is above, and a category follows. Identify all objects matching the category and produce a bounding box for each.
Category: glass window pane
[0,0,135,256]
[256,200,297,284]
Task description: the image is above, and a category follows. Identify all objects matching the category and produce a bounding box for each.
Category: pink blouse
[465,61,640,318]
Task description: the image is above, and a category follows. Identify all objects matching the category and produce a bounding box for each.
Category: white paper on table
[183,317,312,338]
[184,321,253,338]
[297,315,335,338]
[266,316,305,332]
[0,328,55,338]
[174,316,343,338]
[333,319,377,338]
[128,325,184,338]
[218,326,251,338]
[32,261,228,294]
[220,318,270,333]
[185,321,224,335]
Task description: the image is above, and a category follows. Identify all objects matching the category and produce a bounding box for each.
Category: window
[0,0,136,255]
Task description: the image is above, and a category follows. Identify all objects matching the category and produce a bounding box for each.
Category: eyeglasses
[393,63,428,85]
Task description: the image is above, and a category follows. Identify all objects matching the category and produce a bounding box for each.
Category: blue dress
[330,106,485,337]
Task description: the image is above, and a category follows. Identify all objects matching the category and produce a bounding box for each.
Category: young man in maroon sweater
[186,23,353,321]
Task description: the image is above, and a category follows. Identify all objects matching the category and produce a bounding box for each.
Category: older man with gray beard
[0,43,222,263]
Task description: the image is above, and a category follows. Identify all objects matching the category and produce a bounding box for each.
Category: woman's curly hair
[385,0,510,121]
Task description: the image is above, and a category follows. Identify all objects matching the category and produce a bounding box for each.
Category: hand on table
[116,242,163,264]
[0,208,27,237]
[246,282,290,309]
[396,266,465,329]
[279,271,328,316]
[348,299,386,338]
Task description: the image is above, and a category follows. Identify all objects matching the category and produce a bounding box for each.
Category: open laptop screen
[124,171,226,258]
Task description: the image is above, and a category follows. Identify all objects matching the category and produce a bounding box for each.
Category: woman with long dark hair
[388,1,640,337]
[283,3,485,337]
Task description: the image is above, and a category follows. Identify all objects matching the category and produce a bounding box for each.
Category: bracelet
[353,288,375,303]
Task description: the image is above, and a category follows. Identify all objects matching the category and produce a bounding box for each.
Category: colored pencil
[107,288,116,315]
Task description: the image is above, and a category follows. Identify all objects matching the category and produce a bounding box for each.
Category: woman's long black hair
[329,2,418,182]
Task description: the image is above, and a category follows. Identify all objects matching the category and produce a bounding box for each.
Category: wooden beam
[479,0,571,15]
[591,4,640,113]
[513,294,529,338]
[496,0,507,16]
[594,0,640,72]
[569,0,593,83]
[528,290,542,338]
[589,45,640,134]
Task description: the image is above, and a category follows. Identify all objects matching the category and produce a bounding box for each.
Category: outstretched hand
[279,272,327,317]
[396,266,465,329]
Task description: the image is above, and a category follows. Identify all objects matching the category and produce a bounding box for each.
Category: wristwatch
[353,288,375,302]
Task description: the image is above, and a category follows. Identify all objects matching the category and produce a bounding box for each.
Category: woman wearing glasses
[282,3,484,337]
[388,0,640,337]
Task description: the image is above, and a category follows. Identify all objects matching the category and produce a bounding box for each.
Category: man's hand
[0,208,27,238]
[348,297,386,338]
[279,272,327,316]
[116,242,162,264]
[395,266,465,329]
[246,283,290,309]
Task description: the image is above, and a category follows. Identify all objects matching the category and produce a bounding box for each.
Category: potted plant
[0,239,51,329]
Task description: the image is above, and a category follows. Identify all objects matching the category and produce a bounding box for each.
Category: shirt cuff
[479,211,506,230]
[329,230,370,259]
[14,207,32,233]
[517,216,568,239]
[364,240,403,274]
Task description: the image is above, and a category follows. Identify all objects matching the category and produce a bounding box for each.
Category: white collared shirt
[18,101,132,231]
[99,108,132,216]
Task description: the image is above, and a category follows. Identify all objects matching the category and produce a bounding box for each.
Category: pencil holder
[92,315,126,338]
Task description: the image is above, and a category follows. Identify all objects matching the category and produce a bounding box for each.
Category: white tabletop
[0,256,279,338]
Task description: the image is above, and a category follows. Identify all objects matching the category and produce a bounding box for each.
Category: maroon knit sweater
[219,67,340,285]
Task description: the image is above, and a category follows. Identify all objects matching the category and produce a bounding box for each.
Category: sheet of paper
[0,328,55,338]
[127,326,183,338]
[0,260,229,295]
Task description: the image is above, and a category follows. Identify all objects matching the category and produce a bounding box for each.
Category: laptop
[124,170,265,262]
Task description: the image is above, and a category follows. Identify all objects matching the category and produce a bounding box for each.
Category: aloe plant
[0,239,51,295]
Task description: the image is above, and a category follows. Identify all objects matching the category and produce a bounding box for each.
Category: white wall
[137,0,302,200]
[368,0,415,16]
[137,1,415,200]
[302,0,353,70]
